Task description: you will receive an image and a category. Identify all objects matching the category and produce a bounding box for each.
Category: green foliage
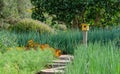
[15,30,82,54]
[10,18,55,34]
[88,28,120,43]
[0,0,19,19]
[14,28,120,54]
[54,23,67,31]
[17,0,32,18]
[0,0,32,19]
[0,0,32,23]
[84,0,120,27]
[0,31,18,53]
[65,43,120,74]
[40,13,68,31]
[0,22,11,30]
[0,0,4,18]
[31,0,120,28]
[0,49,54,74]
[0,52,2,57]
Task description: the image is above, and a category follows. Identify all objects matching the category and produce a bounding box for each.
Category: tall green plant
[66,42,120,74]
[14,28,120,54]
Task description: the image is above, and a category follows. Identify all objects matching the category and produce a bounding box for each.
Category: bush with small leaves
[10,18,55,34]
[0,30,18,53]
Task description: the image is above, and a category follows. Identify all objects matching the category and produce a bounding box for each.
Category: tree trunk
[72,16,79,28]
[94,14,101,28]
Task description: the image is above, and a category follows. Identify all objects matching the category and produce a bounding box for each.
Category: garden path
[37,55,74,74]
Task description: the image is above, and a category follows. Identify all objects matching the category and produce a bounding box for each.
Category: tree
[31,0,120,28]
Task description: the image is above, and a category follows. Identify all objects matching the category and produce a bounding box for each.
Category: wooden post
[83,31,88,47]
[81,23,89,47]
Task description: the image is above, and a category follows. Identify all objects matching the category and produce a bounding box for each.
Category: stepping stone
[38,55,74,74]
[38,66,65,74]
[52,60,71,64]
[48,62,66,68]
[59,55,74,61]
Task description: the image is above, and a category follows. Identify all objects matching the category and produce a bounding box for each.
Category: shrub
[0,0,32,29]
[1,0,19,19]
[0,30,18,53]
[17,0,32,18]
[0,0,32,19]
[0,19,3,29]
[0,0,4,18]
[0,22,11,30]
[54,23,67,31]
[0,49,54,74]
[10,18,55,34]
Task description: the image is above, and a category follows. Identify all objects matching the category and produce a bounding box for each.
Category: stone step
[52,60,71,65]
[37,55,74,74]
[48,62,66,68]
[59,55,74,61]
[37,66,65,74]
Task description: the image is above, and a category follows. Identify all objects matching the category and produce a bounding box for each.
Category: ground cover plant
[65,42,120,74]
[0,30,60,74]
[0,48,54,74]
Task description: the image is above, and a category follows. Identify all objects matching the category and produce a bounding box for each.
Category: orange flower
[40,44,46,50]
[26,40,62,57]
[55,49,61,57]
[40,44,50,50]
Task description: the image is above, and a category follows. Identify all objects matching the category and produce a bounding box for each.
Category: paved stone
[59,55,74,61]
[48,62,66,68]
[52,60,71,64]
[38,66,65,74]
[38,55,74,74]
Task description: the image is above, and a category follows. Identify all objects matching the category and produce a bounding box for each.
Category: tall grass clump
[15,29,82,54]
[15,28,119,54]
[65,42,120,74]
[88,28,120,43]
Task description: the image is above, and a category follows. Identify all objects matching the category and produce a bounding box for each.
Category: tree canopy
[31,0,120,28]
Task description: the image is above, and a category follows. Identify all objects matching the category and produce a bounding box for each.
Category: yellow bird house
[81,23,89,31]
